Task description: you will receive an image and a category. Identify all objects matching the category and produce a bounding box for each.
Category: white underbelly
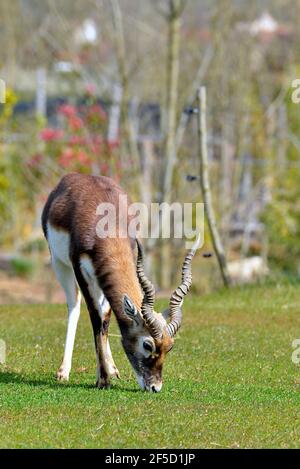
[80,255,110,316]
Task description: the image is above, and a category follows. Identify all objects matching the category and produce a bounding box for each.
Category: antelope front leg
[74,259,119,388]
[95,303,120,387]
[94,332,110,388]
[100,305,120,380]
[86,299,113,389]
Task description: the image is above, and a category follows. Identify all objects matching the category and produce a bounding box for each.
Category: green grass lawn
[1,282,300,448]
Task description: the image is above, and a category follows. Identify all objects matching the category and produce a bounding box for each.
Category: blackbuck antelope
[42,173,199,392]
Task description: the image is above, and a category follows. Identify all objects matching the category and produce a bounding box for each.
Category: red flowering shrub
[58,104,77,118]
[36,94,121,178]
[40,128,64,142]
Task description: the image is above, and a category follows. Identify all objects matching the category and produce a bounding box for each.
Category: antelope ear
[122,295,141,325]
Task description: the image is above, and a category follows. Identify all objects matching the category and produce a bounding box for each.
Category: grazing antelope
[42,173,198,392]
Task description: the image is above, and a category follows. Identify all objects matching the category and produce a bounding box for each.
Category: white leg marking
[52,257,81,381]
[105,336,119,376]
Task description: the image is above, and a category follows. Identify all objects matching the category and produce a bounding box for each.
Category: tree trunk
[161,0,182,202]
[196,87,231,287]
[159,0,183,289]
[109,0,140,173]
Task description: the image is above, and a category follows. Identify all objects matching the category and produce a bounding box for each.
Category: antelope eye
[143,340,154,353]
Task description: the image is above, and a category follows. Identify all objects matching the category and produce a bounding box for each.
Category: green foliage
[262,83,300,274]
[22,238,47,254]
[10,257,36,279]
[0,88,42,247]
[0,88,18,239]
[1,284,300,448]
[263,174,300,273]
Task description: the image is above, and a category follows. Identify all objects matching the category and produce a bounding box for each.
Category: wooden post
[0,79,6,104]
[36,68,47,117]
[108,83,122,143]
[196,86,231,287]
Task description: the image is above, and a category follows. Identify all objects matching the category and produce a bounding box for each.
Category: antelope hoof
[110,367,120,380]
[56,367,70,382]
[96,378,111,389]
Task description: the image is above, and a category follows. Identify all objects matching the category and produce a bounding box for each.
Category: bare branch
[175,43,214,151]
[106,0,140,173]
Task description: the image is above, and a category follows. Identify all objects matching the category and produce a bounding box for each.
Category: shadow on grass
[0,369,140,393]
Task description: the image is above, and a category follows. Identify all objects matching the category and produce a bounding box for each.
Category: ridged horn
[136,239,162,341]
[166,235,200,338]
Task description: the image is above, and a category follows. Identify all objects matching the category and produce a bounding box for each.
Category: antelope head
[121,236,199,392]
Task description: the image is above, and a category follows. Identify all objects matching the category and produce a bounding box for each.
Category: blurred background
[0,0,300,303]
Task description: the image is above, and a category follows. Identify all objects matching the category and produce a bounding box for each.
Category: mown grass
[1,282,300,448]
